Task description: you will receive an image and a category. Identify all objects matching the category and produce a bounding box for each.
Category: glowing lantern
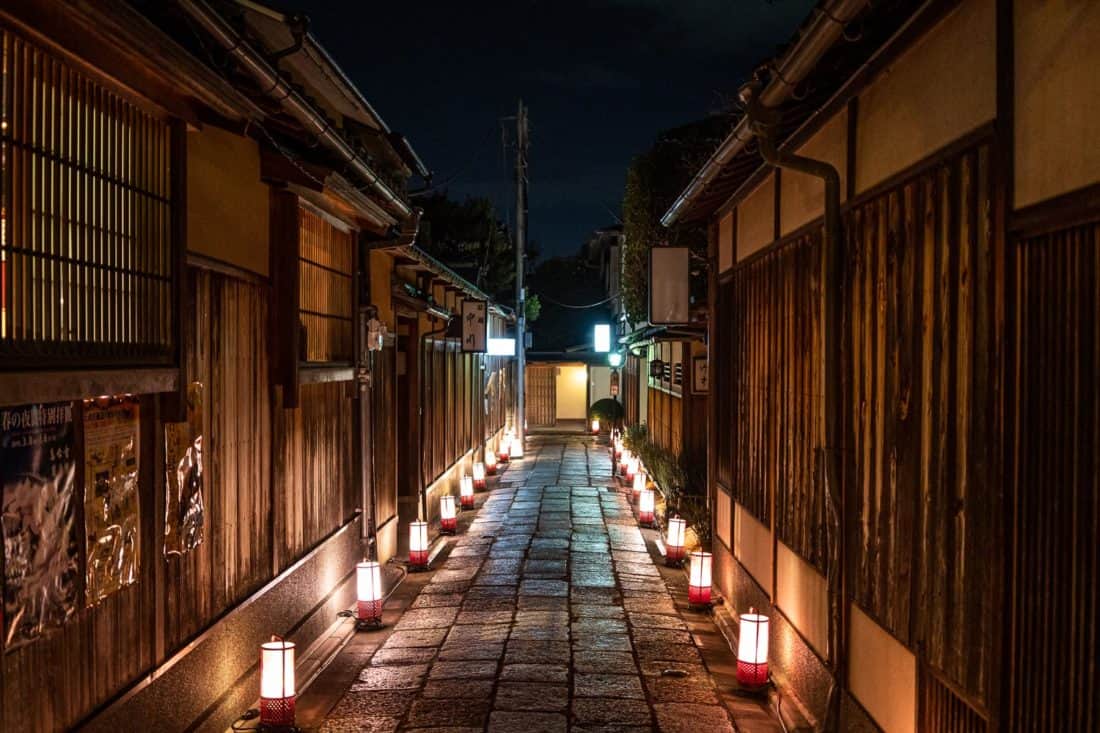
[460,475,475,509]
[509,434,524,459]
[485,450,498,474]
[591,418,600,434]
[688,551,712,606]
[665,516,686,565]
[356,560,384,623]
[472,461,487,489]
[638,488,655,525]
[259,637,296,727]
[736,611,770,687]
[613,438,623,461]
[632,471,646,501]
[625,456,639,482]
[497,439,511,463]
[440,495,457,533]
[409,520,429,569]
[619,448,631,475]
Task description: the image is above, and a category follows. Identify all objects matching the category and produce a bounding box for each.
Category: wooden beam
[0,368,179,407]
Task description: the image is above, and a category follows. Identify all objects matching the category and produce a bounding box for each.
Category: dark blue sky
[301,0,815,258]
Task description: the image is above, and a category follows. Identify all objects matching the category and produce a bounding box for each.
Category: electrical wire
[536,292,619,310]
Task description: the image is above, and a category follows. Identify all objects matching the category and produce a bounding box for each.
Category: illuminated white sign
[594,324,611,353]
[487,337,516,356]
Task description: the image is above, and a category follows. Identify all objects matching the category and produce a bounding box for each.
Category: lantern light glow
[632,470,646,500]
[638,488,655,525]
[409,521,429,568]
[509,435,524,459]
[594,324,611,352]
[736,612,770,687]
[473,461,487,489]
[666,516,686,565]
[356,560,384,623]
[625,456,639,482]
[620,448,631,475]
[497,440,511,463]
[688,550,713,606]
[440,495,457,533]
[460,475,475,509]
[484,450,498,474]
[259,637,296,727]
[591,418,600,435]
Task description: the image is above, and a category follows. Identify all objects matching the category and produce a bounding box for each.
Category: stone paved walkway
[315,435,780,733]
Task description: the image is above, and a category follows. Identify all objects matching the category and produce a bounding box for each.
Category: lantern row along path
[304,434,783,732]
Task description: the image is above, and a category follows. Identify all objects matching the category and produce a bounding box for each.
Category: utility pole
[514,100,527,453]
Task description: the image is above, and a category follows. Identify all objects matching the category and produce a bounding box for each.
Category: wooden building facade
[667,1,1100,731]
[0,2,513,731]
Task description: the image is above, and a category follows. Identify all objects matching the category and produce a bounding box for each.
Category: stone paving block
[327,689,413,719]
[445,623,511,644]
[437,641,504,661]
[627,613,688,630]
[519,579,569,596]
[514,610,570,626]
[422,678,495,699]
[393,606,459,630]
[504,639,571,665]
[382,627,448,648]
[508,624,570,641]
[475,573,521,586]
[500,663,569,683]
[411,592,466,608]
[644,675,720,705]
[572,633,633,651]
[432,566,481,583]
[429,659,499,679]
[320,715,400,733]
[406,698,490,728]
[352,664,429,691]
[488,711,568,733]
[574,673,646,699]
[461,597,517,612]
[517,595,570,611]
[369,647,438,666]
[421,580,474,594]
[455,609,514,625]
[571,617,628,635]
[634,641,704,664]
[493,682,569,711]
[637,628,694,645]
[572,697,653,727]
[573,650,638,674]
[623,597,677,615]
[571,603,625,619]
[652,702,735,733]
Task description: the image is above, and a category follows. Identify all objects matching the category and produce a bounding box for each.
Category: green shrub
[622,425,711,548]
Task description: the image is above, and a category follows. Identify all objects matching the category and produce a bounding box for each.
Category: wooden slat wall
[274,380,354,563]
[714,281,734,489]
[165,267,271,649]
[646,386,682,456]
[0,26,172,366]
[1006,221,1099,732]
[525,364,556,427]
[298,207,353,363]
[371,344,398,527]
[420,336,491,484]
[623,354,640,426]
[844,142,996,705]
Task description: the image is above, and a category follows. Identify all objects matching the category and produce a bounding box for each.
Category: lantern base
[357,599,384,623]
[440,518,457,535]
[355,616,385,631]
[665,546,685,567]
[688,585,712,610]
[408,549,429,570]
[260,697,296,729]
[486,464,497,475]
[735,661,770,689]
[638,511,654,526]
[473,479,486,491]
[460,497,475,510]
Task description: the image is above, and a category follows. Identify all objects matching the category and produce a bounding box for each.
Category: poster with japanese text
[82,398,141,605]
[0,402,80,650]
[164,382,205,556]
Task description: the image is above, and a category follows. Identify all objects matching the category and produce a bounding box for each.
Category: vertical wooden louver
[0,26,173,366]
[297,205,353,363]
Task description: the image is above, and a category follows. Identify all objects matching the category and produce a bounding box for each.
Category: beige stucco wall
[718,211,735,273]
[589,365,613,405]
[855,0,995,194]
[715,487,732,550]
[1015,0,1100,208]
[848,604,917,733]
[734,502,773,597]
[187,125,270,276]
[780,107,848,236]
[736,174,776,261]
[555,364,589,420]
[775,541,829,658]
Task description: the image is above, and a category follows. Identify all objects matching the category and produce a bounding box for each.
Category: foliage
[524,294,541,323]
[620,117,730,324]
[622,424,712,548]
[588,398,624,424]
[416,192,515,302]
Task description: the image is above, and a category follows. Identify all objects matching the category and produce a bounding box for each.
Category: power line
[536,292,619,310]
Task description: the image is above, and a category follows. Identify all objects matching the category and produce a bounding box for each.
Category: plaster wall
[855,0,995,193]
[1014,0,1100,207]
[187,125,270,276]
[775,541,829,658]
[715,487,732,550]
[589,365,613,405]
[555,364,589,420]
[780,107,848,235]
[734,502,773,597]
[848,603,917,733]
[736,174,776,261]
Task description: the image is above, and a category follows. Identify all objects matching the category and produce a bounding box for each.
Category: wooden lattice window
[298,206,353,363]
[1,27,174,366]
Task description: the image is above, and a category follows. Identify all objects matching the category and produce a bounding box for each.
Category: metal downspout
[742,80,847,732]
[176,0,413,220]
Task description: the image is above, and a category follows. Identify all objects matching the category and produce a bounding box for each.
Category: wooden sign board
[461,300,488,352]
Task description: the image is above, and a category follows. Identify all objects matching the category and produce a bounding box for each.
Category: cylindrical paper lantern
[356,560,383,622]
[688,551,712,605]
[736,612,770,687]
[440,495,457,533]
[460,475,475,509]
[638,488,655,525]
[409,520,429,568]
[472,461,487,490]
[259,637,295,726]
[666,516,686,565]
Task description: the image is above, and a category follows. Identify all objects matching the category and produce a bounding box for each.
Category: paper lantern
[509,434,524,459]
[632,471,646,501]
[356,560,383,622]
[666,516,686,565]
[259,637,296,726]
[613,438,623,461]
[619,448,631,475]
[638,488,655,525]
[409,520,429,568]
[460,475,475,509]
[688,551,712,606]
[440,495,457,533]
[625,456,639,482]
[736,611,770,687]
[472,461,487,490]
[497,439,511,463]
[591,418,600,435]
[485,450,498,474]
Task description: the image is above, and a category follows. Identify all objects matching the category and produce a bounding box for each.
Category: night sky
[301,0,815,258]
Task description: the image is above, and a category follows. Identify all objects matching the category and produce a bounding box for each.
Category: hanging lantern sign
[440,495,457,534]
[638,488,655,526]
[736,611,770,687]
[356,560,384,624]
[409,521,429,569]
[665,516,686,566]
[688,551,712,607]
[259,637,296,727]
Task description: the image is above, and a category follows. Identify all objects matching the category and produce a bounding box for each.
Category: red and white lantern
[736,611,770,687]
[259,637,296,727]
[356,560,383,622]
[497,437,511,463]
[472,461,487,490]
[440,495,457,533]
[665,516,686,565]
[409,520,429,568]
[485,450,498,475]
[688,550,712,606]
[590,418,600,435]
[619,448,631,475]
[460,475,475,509]
[638,488,655,525]
[613,437,623,461]
[509,434,524,459]
[625,456,639,482]
[632,471,646,501]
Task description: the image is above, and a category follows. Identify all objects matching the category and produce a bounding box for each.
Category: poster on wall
[82,397,141,605]
[0,402,80,650]
[164,382,205,556]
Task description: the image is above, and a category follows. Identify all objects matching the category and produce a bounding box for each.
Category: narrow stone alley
[305,435,780,733]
